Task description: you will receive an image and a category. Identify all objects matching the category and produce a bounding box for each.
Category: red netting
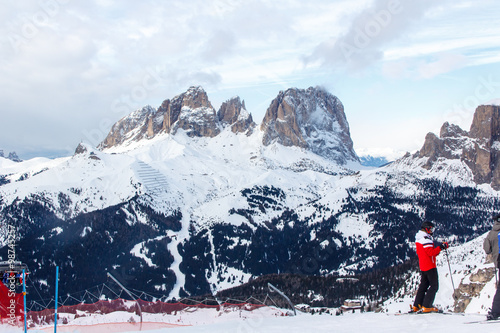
[0,281,24,320]
[26,298,267,326]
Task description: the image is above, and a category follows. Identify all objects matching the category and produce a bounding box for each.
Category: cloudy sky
[1,0,500,160]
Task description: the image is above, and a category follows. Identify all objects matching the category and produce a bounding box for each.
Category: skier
[483,213,500,320]
[411,221,448,313]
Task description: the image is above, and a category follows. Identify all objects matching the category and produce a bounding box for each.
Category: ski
[465,319,500,324]
[394,310,462,316]
[393,312,419,316]
[395,304,464,316]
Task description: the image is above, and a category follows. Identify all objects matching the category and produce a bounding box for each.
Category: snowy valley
[1,86,500,331]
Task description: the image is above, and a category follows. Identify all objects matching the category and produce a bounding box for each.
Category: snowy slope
[0,126,360,297]
[2,307,494,333]
[134,312,495,333]
[0,126,356,225]
[0,146,138,220]
[126,312,493,333]
[2,117,500,301]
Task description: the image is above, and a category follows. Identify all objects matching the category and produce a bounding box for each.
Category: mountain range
[359,156,389,167]
[0,86,499,311]
[0,149,22,163]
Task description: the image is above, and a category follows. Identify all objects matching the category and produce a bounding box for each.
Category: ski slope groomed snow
[0,308,497,333]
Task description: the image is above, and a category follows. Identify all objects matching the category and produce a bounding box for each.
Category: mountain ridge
[1,86,500,310]
[0,149,22,163]
[260,86,358,165]
[415,104,500,189]
[99,85,359,165]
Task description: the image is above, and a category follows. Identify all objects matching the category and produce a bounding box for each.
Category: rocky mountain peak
[98,85,359,166]
[74,143,88,155]
[417,104,500,189]
[260,86,359,165]
[469,105,500,142]
[440,122,468,138]
[181,86,213,109]
[0,149,22,162]
[99,87,221,149]
[99,105,156,149]
[217,97,255,135]
[168,86,220,138]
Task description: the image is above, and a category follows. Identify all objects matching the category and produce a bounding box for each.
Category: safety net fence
[1,281,290,329]
[27,297,272,327]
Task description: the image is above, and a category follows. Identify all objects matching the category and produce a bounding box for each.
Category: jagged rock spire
[260,86,359,165]
[99,87,220,149]
[417,104,500,189]
[218,97,255,135]
[98,86,359,167]
[0,149,22,162]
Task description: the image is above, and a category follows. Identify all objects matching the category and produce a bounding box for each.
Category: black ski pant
[492,268,500,315]
[414,268,439,308]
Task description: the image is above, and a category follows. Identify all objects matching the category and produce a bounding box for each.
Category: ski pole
[495,264,498,288]
[444,249,456,299]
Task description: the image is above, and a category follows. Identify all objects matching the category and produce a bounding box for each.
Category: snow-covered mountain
[415,105,500,189]
[359,155,390,167]
[260,86,359,165]
[99,86,255,150]
[1,87,499,306]
[0,149,22,163]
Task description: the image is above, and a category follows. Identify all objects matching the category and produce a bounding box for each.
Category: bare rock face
[441,122,468,138]
[0,149,22,162]
[99,105,156,149]
[469,105,500,142]
[417,105,500,189]
[466,105,500,187]
[217,97,255,135]
[99,87,221,149]
[7,152,22,162]
[453,267,496,312]
[0,149,23,162]
[418,132,444,167]
[74,143,88,155]
[418,122,469,168]
[168,86,220,138]
[98,85,359,167]
[260,87,359,165]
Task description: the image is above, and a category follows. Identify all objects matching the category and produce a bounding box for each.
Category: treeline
[0,196,183,304]
[180,178,499,297]
[215,258,418,308]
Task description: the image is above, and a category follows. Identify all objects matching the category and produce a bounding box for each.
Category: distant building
[340,299,363,312]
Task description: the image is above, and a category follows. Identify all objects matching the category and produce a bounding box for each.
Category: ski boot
[409,304,421,313]
[487,311,500,321]
[422,306,441,313]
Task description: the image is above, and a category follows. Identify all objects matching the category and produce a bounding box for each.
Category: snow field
[1,308,495,333]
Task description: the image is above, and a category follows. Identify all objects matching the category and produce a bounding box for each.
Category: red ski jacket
[415,230,441,271]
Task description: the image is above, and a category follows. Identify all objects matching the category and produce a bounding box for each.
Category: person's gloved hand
[440,242,449,250]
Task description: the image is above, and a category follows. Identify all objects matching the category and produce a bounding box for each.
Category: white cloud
[351,114,443,161]
[201,30,237,63]
[417,53,468,79]
[1,0,500,159]
[307,0,449,71]
[381,59,411,79]
[382,53,468,79]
